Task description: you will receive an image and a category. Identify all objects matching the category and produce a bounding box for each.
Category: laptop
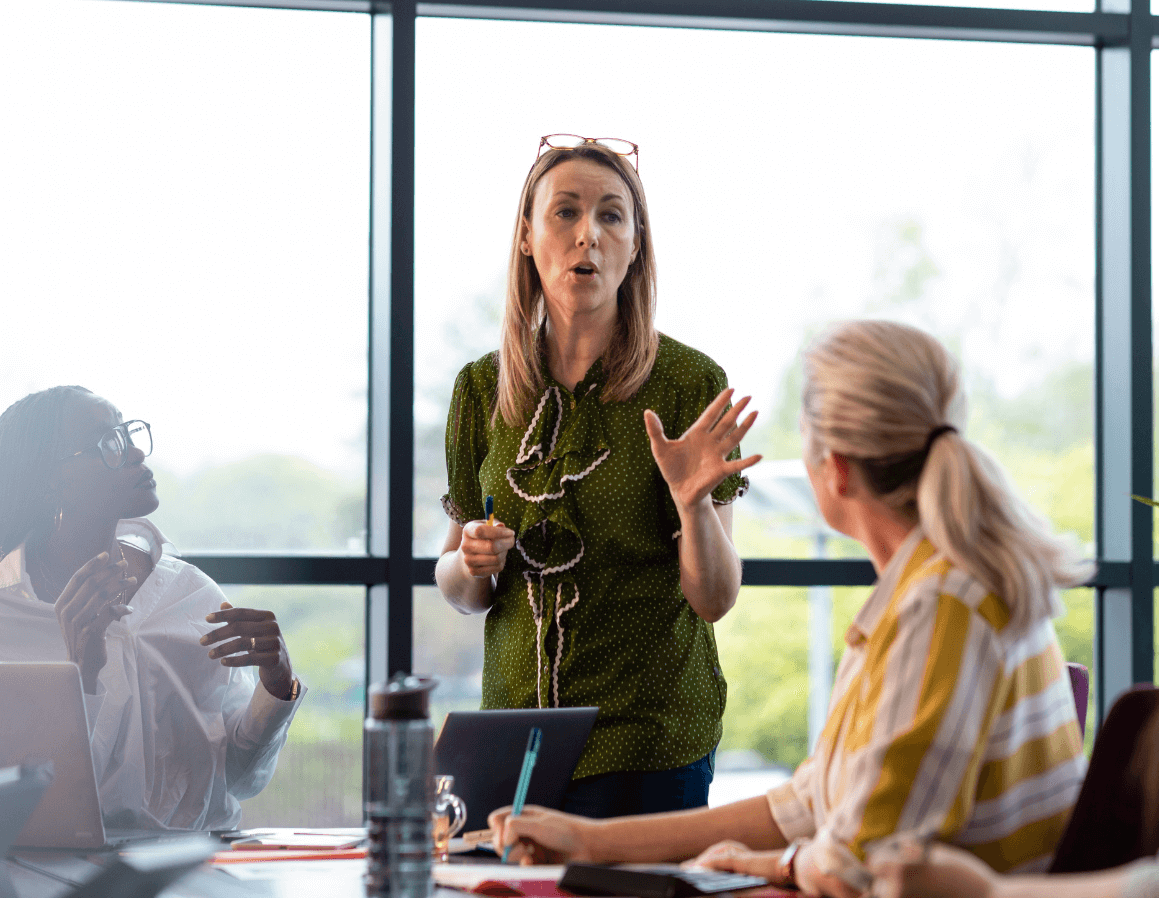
[0,662,107,848]
[0,662,220,852]
[434,706,598,832]
[0,762,53,898]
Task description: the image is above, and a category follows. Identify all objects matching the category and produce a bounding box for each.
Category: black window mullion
[389,0,417,678]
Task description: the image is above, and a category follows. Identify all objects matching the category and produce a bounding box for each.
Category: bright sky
[0,1,1102,487]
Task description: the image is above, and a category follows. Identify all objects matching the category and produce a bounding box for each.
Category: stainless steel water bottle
[365,674,437,897]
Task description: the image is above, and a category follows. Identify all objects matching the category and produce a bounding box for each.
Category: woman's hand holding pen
[644,388,761,513]
[459,519,515,578]
[489,805,596,866]
[200,601,296,701]
[435,503,513,613]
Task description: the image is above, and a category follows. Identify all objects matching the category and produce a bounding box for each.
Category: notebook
[434,707,598,832]
[0,662,107,848]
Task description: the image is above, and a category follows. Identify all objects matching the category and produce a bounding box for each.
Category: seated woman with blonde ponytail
[489,321,1092,898]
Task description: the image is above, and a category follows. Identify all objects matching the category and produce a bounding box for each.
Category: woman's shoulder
[459,350,501,382]
[901,544,1014,634]
[450,351,501,401]
[651,332,729,387]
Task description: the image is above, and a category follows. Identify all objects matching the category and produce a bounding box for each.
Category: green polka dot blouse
[442,333,748,779]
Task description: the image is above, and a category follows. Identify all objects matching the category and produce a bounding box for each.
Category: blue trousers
[561,750,715,819]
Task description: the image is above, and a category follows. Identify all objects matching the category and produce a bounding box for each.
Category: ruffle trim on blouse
[509,384,610,708]
[717,474,750,505]
[441,494,470,526]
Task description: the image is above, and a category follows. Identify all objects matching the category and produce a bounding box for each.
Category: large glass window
[1,0,1142,823]
[0,0,371,554]
[231,585,365,827]
[413,20,1096,756]
[414,19,1094,560]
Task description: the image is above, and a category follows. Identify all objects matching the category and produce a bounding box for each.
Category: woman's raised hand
[53,551,135,694]
[489,805,596,866]
[644,388,761,511]
[201,601,296,701]
[459,520,515,578]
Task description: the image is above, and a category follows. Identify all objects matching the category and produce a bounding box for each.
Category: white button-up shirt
[0,518,305,830]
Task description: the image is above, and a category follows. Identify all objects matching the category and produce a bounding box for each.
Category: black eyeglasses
[536,134,639,172]
[60,420,153,470]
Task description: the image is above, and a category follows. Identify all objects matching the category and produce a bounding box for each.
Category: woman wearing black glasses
[436,136,760,817]
[0,385,304,831]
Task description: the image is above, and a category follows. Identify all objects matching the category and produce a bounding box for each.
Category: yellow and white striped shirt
[768,528,1086,874]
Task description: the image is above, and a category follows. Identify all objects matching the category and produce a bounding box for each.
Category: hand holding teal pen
[502,727,542,863]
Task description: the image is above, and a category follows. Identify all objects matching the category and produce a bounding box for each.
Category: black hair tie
[924,424,958,455]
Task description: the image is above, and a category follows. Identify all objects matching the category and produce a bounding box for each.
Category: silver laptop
[0,662,106,848]
[0,762,53,898]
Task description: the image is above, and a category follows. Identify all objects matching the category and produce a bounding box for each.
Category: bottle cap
[368,673,438,720]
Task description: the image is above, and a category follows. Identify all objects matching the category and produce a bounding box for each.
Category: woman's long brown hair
[496,143,658,426]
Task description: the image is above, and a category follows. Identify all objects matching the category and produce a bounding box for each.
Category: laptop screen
[434,706,598,832]
[0,662,106,848]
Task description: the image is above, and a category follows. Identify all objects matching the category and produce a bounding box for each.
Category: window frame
[107,0,1152,728]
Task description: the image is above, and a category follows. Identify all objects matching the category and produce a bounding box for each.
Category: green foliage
[219,584,366,745]
[716,217,1096,767]
[869,218,941,310]
[715,587,811,767]
[150,454,363,552]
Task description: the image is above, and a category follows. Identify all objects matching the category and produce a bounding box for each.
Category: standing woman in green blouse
[436,135,761,818]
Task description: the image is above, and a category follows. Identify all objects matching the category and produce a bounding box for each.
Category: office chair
[1066,662,1089,738]
[1049,684,1159,873]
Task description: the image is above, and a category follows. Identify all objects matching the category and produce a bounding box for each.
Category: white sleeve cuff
[234,677,307,750]
[767,758,818,843]
[811,828,874,888]
[82,683,106,738]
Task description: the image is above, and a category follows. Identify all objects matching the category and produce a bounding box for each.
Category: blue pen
[502,727,542,863]
[486,495,495,526]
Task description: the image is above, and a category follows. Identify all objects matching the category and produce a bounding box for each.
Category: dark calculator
[560,863,769,898]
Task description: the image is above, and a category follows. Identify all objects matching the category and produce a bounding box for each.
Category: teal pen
[502,727,542,863]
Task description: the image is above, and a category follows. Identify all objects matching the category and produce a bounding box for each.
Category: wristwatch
[777,838,807,887]
[282,677,301,702]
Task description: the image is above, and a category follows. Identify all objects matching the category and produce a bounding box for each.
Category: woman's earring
[521,243,531,256]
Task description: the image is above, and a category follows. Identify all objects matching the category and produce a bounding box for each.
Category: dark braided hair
[0,386,92,559]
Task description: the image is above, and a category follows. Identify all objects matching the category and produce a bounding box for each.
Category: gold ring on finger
[250,636,257,651]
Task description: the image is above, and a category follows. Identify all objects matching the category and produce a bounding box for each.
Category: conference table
[5,851,802,898]
[4,853,541,898]
[5,833,489,898]
[4,842,602,898]
[5,831,800,898]
[6,847,375,898]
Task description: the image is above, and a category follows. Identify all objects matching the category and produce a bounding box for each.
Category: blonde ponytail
[802,320,1091,631]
